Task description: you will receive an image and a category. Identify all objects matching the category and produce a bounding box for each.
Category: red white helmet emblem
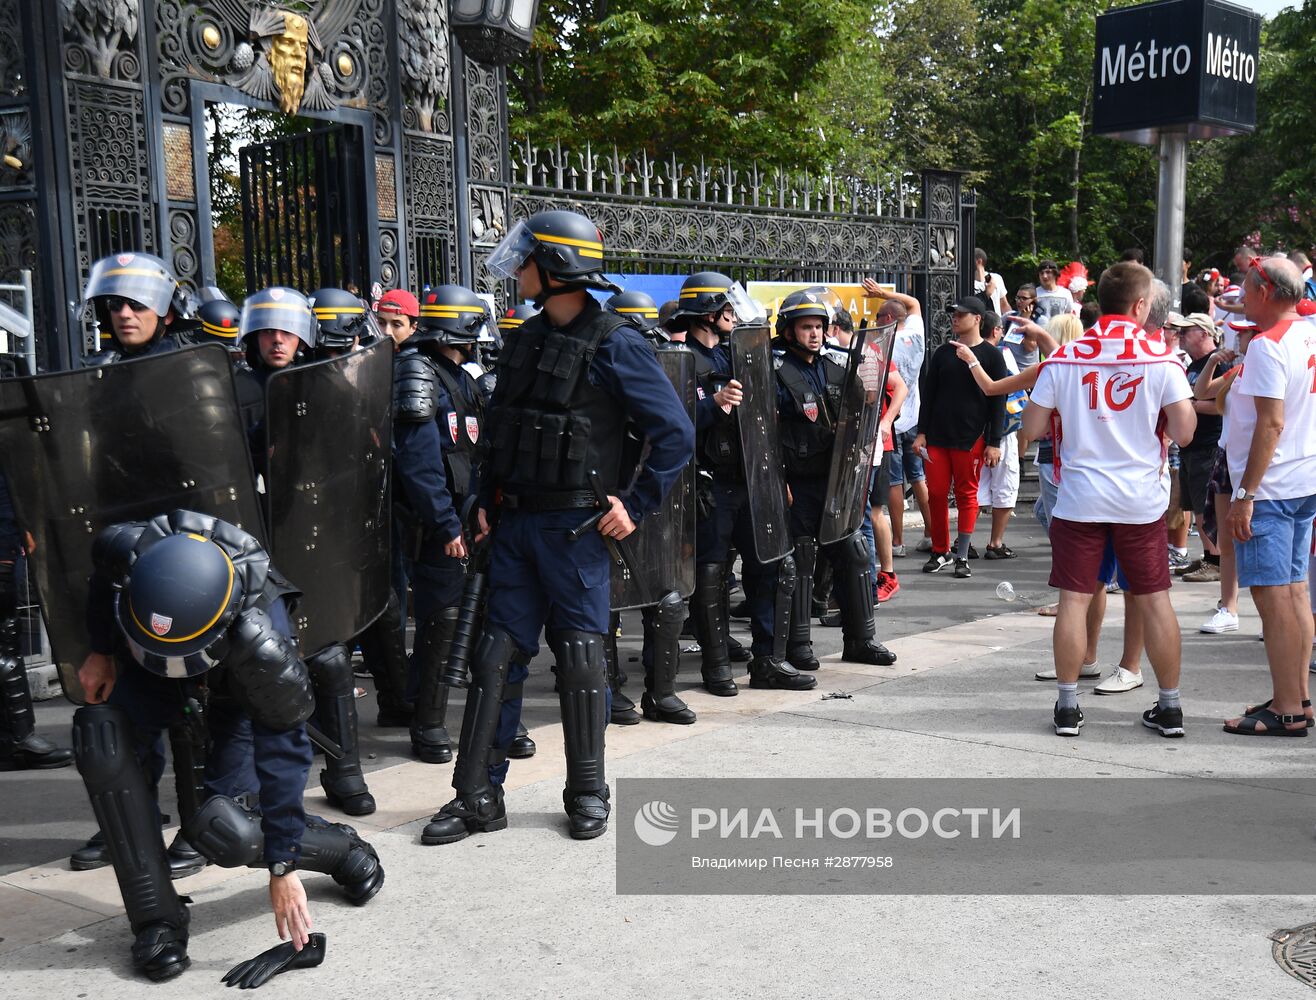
[116,254,134,266]
[448,412,459,443]
[803,400,819,422]
[150,612,173,636]
[269,288,284,301]
[465,416,480,443]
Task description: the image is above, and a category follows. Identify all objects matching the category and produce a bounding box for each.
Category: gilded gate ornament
[233,6,335,114]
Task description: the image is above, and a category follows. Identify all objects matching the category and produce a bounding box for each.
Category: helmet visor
[485,221,538,280]
[726,282,766,325]
[82,255,177,318]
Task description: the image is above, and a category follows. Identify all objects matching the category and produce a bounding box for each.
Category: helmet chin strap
[531,263,578,308]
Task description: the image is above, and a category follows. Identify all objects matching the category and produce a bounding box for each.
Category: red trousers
[925,439,985,554]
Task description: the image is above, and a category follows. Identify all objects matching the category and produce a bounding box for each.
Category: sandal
[1223,706,1309,737]
[1242,698,1313,728]
[1037,603,1059,617]
[984,544,1016,560]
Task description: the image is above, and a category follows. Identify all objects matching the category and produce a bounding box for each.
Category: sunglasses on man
[103,295,151,313]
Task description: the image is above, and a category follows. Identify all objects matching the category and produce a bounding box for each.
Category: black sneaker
[1053,702,1084,737]
[1141,702,1185,738]
[922,552,952,574]
[968,544,980,560]
[953,559,971,579]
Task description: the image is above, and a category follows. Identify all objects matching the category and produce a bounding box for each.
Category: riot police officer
[421,209,694,844]
[392,284,489,765]
[187,289,245,355]
[82,252,192,365]
[70,254,209,874]
[603,289,695,724]
[74,511,384,981]
[237,288,378,817]
[774,289,897,668]
[302,288,415,730]
[0,475,73,770]
[672,272,815,695]
[309,286,372,358]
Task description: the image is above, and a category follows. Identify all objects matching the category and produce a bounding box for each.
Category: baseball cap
[1166,312,1217,332]
[946,296,986,318]
[376,289,419,318]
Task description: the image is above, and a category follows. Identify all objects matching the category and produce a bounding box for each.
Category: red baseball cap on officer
[376,289,419,319]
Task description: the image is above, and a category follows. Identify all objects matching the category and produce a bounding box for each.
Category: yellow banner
[746,282,897,328]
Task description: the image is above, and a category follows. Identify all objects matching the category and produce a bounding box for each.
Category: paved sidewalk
[1,517,1313,997]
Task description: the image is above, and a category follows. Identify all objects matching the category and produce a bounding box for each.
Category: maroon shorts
[1047,516,1172,595]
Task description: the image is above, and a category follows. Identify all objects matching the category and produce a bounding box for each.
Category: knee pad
[832,531,870,568]
[550,630,606,688]
[776,555,798,597]
[792,537,817,577]
[183,795,263,869]
[306,644,353,688]
[72,703,138,788]
[653,591,685,631]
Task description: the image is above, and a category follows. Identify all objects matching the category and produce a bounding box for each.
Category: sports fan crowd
[887,247,1316,739]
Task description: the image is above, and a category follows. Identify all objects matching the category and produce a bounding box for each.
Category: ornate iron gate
[0,1,972,369]
[239,124,370,294]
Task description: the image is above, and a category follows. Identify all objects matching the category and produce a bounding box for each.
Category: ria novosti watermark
[616,778,1316,895]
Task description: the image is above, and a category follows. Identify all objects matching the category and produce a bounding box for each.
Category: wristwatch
[1233,487,1255,502]
[269,860,297,877]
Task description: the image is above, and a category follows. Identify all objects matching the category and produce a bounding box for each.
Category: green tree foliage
[509,0,1311,279]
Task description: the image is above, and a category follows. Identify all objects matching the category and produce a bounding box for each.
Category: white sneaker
[915,537,933,552]
[1035,661,1102,681]
[1093,666,1144,695]
[892,543,907,557]
[1199,607,1239,634]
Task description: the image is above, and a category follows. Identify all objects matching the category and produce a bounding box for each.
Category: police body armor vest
[430,355,484,500]
[775,349,846,479]
[486,306,634,495]
[690,346,744,481]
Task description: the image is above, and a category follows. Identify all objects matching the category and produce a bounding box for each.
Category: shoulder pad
[393,351,441,422]
[821,347,849,366]
[476,370,497,399]
[91,521,150,586]
[772,352,785,370]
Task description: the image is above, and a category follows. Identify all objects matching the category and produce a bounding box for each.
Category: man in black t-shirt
[913,296,1009,578]
[1167,312,1229,582]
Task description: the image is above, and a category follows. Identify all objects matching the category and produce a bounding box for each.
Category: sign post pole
[1154,130,1188,291]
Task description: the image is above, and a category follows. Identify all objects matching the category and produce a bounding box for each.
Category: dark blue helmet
[605,291,660,332]
[309,287,371,351]
[115,533,244,664]
[416,284,488,346]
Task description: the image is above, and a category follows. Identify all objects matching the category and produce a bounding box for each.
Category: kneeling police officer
[74,510,384,982]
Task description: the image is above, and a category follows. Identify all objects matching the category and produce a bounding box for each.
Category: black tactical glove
[221,933,326,989]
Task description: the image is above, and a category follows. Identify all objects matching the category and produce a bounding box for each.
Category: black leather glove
[221,933,326,989]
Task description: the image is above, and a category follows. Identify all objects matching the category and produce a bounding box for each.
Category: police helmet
[497,303,539,334]
[668,272,736,332]
[84,252,193,348]
[415,284,488,347]
[775,288,834,341]
[238,287,316,351]
[605,290,660,332]
[486,210,621,297]
[194,298,244,352]
[115,532,244,663]
[309,286,370,351]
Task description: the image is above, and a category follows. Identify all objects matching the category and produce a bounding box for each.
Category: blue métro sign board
[1092,0,1261,144]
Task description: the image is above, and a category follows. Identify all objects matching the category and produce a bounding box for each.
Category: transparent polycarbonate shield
[263,338,392,654]
[611,345,696,611]
[818,321,897,545]
[0,346,264,702]
[729,323,790,563]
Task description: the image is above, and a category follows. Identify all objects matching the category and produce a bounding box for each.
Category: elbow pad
[394,353,440,423]
[223,607,315,731]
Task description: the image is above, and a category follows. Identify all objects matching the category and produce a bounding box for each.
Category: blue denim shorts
[887,429,925,485]
[1235,494,1316,588]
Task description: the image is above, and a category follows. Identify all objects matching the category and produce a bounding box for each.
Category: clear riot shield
[818,321,897,545]
[610,344,696,611]
[263,337,393,655]
[729,323,791,563]
[0,346,265,703]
